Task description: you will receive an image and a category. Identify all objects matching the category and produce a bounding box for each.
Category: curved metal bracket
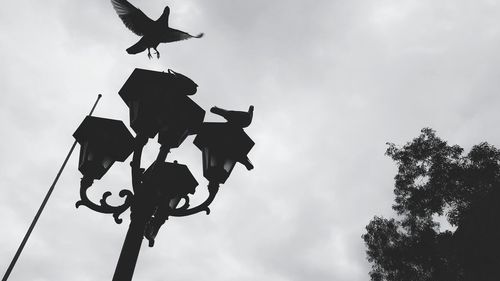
[174,195,190,211]
[168,182,219,217]
[76,177,134,224]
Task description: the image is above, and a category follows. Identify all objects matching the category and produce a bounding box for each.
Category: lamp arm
[75,176,134,224]
[168,182,220,217]
[155,145,170,163]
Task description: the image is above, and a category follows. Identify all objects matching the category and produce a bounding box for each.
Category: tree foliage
[363,128,500,281]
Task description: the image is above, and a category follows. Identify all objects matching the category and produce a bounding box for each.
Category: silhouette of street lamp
[72,68,255,281]
[73,116,135,223]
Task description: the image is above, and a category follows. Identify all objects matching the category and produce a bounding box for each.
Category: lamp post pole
[111,206,151,281]
[111,133,152,281]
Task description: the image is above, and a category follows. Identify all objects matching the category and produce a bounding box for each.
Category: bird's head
[163,6,170,15]
[249,105,254,112]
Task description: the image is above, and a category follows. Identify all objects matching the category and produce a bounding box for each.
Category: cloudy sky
[2,0,500,280]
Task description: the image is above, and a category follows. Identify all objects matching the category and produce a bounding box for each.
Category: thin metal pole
[2,94,102,281]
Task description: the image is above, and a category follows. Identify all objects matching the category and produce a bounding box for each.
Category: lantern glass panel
[102,156,113,170]
[202,147,237,183]
[223,158,236,173]
[169,197,181,209]
[209,149,217,168]
[203,147,209,171]
[207,149,235,172]
[130,101,140,125]
[79,141,94,169]
[79,142,87,169]
[77,141,116,179]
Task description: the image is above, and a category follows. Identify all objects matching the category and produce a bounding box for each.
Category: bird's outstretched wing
[157,7,170,27]
[111,0,155,36]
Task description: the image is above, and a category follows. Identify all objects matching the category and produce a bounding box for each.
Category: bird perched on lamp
[210,105,254,128]
[111,0,204,59]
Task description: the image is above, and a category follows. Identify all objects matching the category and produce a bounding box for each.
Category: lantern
[156,93,205,148]
[73,116,134,180]
[118,68,203,141]
[193,123,254,184]
[142,161,199,200]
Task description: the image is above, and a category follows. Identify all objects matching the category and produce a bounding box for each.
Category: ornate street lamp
[73,68,255,281]
[73,116,135,223]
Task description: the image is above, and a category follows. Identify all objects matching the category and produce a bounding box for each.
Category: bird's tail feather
[126,40,148,54]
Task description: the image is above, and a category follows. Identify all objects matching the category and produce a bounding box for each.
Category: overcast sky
[2,0,500,280]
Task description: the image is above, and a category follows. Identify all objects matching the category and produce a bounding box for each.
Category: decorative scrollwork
[176,195,190,210]
[168,182,219,217]
[76,177,134,224]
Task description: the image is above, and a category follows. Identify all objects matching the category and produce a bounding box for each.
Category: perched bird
[111,0,204,59]
[210,105,254,128]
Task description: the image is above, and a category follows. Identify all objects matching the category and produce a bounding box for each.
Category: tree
[363,128,500,281]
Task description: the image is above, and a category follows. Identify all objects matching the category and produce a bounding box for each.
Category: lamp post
[72,68,254,281]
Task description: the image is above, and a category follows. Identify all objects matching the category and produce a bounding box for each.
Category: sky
[2,0,500,280]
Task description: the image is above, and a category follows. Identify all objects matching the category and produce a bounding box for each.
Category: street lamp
[73,116,135,223]
[73,68,255,281]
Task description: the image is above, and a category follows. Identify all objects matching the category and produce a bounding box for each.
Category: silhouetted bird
[210,105,254,128]
[111,0,204,59]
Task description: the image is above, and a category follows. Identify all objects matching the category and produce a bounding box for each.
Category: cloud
[2,1,500,280]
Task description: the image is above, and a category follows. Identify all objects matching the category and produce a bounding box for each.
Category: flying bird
[210,105,254,128]
[111,0,204,59]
